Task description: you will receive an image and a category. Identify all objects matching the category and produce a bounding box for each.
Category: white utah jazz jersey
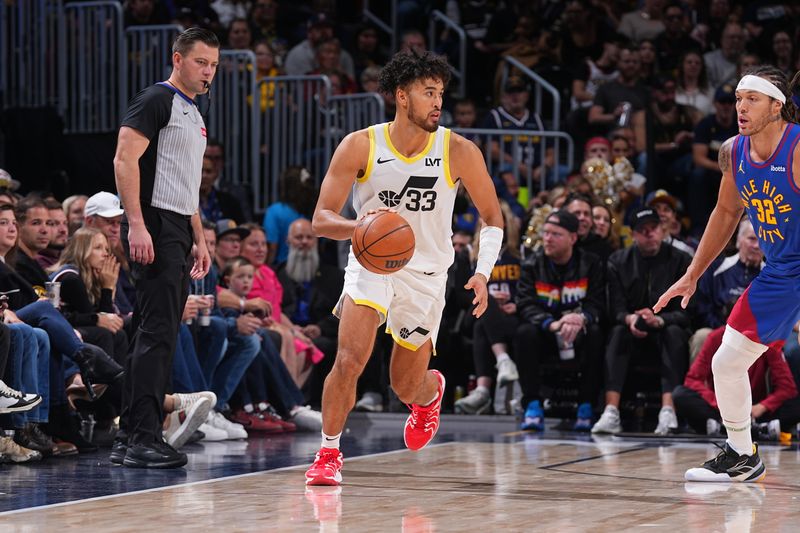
[353,122,458,273]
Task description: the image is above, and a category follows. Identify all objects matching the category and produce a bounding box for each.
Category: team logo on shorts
[399,326,430,339]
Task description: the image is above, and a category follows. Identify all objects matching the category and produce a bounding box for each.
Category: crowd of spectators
[4,0,800,464]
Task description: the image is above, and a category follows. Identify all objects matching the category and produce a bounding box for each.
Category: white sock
[257,402,269,412]
[604,404,619,415]
[714,326,767,456]
[243,404,254,413]
[496,353,511,363]
[321,431,341,449]
[474,385,490,396]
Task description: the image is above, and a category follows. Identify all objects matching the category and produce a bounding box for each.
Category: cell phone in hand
[634,315,657,332]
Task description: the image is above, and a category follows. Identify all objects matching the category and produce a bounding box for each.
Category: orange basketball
[352,211,415,274]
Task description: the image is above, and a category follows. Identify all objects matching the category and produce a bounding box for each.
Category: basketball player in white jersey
[305,51,504,485]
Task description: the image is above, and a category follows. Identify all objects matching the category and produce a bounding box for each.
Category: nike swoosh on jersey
[377,157,395,164]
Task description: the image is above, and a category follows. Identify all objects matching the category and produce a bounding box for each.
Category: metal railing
[453,128,574,192]
[254,75,332,213]
[428,10,467,98]
[328,92,385,145]
[64,1,126,133]
[126,25,182,96]
[205,50,260,203]
[363,0,398,53]
[0,0,65,111]
[499,56,562,131]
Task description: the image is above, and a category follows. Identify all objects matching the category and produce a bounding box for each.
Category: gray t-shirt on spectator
[283,39,355,79]
[617,11,665,43]
[703,49,736,90]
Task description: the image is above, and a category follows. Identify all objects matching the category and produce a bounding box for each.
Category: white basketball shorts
[333,253,447,351]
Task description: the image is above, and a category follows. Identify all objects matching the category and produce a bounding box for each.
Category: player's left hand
[190,242,211,280]
[466,273,489,318]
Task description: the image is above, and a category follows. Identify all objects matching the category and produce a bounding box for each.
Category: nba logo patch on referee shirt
[201,127,207,137]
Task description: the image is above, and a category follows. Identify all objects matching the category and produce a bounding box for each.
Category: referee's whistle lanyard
[159,80,211,116]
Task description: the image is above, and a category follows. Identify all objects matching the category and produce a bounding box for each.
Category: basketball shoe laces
[408,400,439,434]
[0,381,22,400]
[705,442,751,471]
[314,448,342,475]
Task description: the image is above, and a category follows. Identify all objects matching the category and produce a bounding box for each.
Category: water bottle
[617,101,632,127]
[80,413,96,443]
[555,332,575,360]
[454,386,465,402]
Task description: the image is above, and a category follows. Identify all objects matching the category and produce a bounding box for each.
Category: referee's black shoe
[685,442,766,482]
[109,439,128,465]
[123,440,187,469]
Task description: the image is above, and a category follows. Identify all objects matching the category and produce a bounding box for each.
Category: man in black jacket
[276,218,342,405]
[514,210,605,432]
[592,207,692,436]
[14,196,51,292]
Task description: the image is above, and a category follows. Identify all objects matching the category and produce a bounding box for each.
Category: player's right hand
[362,207,397,218]
[653,273,697,313]
[127,223,154,265]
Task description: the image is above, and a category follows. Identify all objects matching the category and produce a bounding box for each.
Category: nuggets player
[656,66,800,482]
[306,51,503,485]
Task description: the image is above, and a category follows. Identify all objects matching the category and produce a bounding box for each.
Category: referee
[111,28,217,468]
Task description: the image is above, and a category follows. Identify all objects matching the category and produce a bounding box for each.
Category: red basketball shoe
[404,370,445,451]
[305,447,344,486]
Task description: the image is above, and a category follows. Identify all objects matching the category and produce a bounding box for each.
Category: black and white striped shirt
[121,82,207,216]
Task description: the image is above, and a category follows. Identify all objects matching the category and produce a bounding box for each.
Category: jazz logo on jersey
[739,177,792,243]
[379,176,439,212]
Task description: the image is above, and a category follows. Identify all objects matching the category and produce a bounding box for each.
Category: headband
[736,74,786,104]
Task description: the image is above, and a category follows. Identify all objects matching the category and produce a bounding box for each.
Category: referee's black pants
[121,207,192,446]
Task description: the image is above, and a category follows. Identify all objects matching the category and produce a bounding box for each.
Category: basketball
[352,211,415,274]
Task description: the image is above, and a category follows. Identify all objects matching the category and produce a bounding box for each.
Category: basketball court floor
[0,412,797,531]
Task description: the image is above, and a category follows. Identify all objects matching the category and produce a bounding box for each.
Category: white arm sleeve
[474,226,503,280]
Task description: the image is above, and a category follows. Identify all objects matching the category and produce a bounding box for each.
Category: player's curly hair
[377,50,451,95]
[744,65,800,124]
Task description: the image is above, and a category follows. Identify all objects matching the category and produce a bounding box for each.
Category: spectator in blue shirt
[263,166,317,266]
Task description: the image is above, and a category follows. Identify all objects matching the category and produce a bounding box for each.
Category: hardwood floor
[1,428,795,532]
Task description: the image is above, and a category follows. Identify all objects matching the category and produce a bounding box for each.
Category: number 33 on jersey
[353,123,458,273]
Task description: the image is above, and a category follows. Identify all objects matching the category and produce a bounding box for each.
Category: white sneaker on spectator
[291,405,323,432]
[706,418,722,436]
[164,395,212,449]
[198,422,228,442]
[0,380,41,414]
[207,411,248,440]
[355,392,383,412]
[454,387,491,414]
[495,359,519,385]
[174,391,217,411]
[654,406,678,436]
[591,405,622,434]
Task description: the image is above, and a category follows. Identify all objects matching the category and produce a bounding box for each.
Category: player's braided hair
[744,65,800,124]
[378,49,451,95]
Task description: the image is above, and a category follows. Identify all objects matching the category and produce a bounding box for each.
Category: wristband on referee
[475,226,504,280]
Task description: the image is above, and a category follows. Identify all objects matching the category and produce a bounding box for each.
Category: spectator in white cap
[83,192,135,314]
[83,192,124,248]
